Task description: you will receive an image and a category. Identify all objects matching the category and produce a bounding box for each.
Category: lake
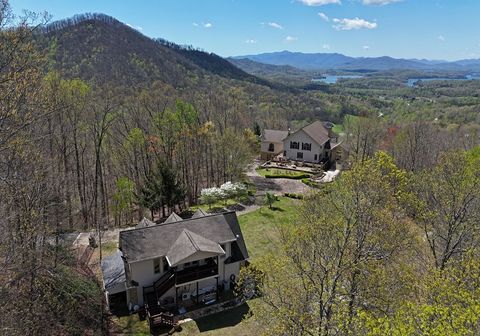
[407,74,480,87]
[312,75,364,84]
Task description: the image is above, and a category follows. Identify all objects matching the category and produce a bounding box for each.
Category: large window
[302,143,311,151]
[290,141,299,149]
[297,152,303,159]
[268,143,275,152]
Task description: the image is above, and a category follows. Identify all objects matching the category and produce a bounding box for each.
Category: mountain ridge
[233,50,480,71]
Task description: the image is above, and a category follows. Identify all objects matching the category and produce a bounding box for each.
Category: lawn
[238,197,299,261]
[189,198,240,213]
[101,240,118,257]
[178,301,261,336]
[256,167,311,179]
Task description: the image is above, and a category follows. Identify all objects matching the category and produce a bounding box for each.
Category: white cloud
[362,0,401,5]
[284,36,299,43]
[323,43,331,49]
[299,0,341,5]
[437,35,445,41]
[318,12,329,22]
[332,17,377,30]
[245,39,257,44]
[362,45,370,50]
[267,22,284,29]
[193,22,213,28]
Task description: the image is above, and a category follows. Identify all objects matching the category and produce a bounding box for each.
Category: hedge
[265,173,311,180]
[284,193,304,199]
[302,178,320,188]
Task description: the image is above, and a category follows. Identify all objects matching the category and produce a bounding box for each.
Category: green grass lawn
[111,313,151,335]
[178,301,261,336]
[190,198,239,213]
[101,241,118,257]
[256,167,311,178]
[112,197,299,335]
[238,197,298,261]
[332,123,344,134]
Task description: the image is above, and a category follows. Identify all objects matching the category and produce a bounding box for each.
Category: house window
[302,143,311,151]
[283,150,286,156]
[154,258,161,274]
[268,143,275,152]
[297,152,303,159]
[290,141,299,149]
[314,154,318,161]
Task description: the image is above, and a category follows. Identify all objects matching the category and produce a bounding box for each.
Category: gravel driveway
[246,162,311,196]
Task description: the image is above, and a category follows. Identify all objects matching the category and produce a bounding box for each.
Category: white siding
[128,242,236,305]
[283,130,325,163]
[260,141,284,154]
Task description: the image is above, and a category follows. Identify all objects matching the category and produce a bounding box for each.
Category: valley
[1,1,480,335]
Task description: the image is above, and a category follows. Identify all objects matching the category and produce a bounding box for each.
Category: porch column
[196,281,199,304]
[175,286,178,309]
[216,277,219,301]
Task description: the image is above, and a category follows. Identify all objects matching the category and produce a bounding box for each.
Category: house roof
[101,250,126,290]
[135,217,156,229]
[163,212,183,224]
[191,208,208,219]
[166,229,225,267]
[297,121,331,146]
[119,211,249,263]
[263,129,289,143]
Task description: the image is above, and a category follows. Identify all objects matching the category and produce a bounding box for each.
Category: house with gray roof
[283,121,337,163]
[260,121,344,165]
[103,210,249,317]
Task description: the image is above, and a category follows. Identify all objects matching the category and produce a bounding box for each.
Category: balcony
[175,262,218,285]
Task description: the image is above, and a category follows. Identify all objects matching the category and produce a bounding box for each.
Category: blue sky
[10,0,480,60]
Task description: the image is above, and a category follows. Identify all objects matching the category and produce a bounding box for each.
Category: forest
[1,1,479,335]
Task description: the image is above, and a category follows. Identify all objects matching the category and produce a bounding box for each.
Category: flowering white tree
[200,182,247,209]
[220,181,247,201]
[200,187,225,209]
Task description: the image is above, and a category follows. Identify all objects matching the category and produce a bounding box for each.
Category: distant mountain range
[232,51,480,72]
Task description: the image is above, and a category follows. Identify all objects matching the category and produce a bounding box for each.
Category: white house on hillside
[101,209,249,322]
[283,121,340,163]
[260,121,344,165]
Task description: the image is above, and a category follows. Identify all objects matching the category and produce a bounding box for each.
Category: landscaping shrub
[302,178,320,188]
[284,193,304,200]
[265,173,311,179]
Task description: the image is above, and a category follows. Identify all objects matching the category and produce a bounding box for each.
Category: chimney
[324,121,334,139]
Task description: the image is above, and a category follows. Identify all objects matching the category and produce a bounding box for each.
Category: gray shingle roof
[119,211,248,263]
[136,217,156,229]
[263,129,289,143]
[166,229,225,267]
[101,250,126,290]
[163,212,183,224]
[299,121,331,146]
[191,208,208,218]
